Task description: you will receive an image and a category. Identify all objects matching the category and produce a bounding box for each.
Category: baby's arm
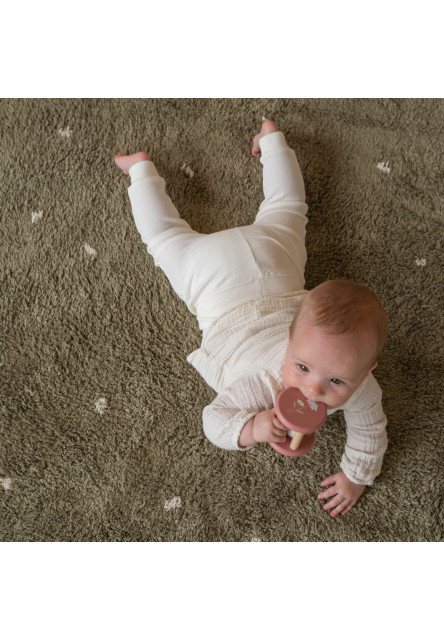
[340,375,388,485]
[318,374,388,517]
[202,372,282,451]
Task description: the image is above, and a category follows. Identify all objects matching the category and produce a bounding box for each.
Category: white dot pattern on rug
[164,496,182,511]
[415,258,427,267]
[377,161,391,174]
[95,398,108,415]
[181,163,194,178]
[58,126,72,138]
[1,478,13,491]
[31,210,43,224]
[84,242,97,258]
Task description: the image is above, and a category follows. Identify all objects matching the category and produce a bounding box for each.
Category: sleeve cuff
[129,160,159,185]
[202,407,257,451]
[340,463,370,486]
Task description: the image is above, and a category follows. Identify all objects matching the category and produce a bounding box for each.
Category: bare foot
[251,120,280,156]
[115,151,151,175]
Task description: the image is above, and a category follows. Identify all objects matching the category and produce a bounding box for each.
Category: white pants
[128,131,308,330]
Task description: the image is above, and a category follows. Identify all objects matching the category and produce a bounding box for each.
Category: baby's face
[282,315,377,410]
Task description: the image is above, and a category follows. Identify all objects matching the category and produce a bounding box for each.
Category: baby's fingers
[340,502,355,517]
[329,499,350,517]
[320,474,338,487]
[317,486,338,500]
[323,495,348,517]
[270,431,287,442]
[271,414,284,428]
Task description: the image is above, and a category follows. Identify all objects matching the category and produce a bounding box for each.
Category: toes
[251,133,261,156]
[261,120,279,135]
[114,155,129,175]
[251,122,279,156]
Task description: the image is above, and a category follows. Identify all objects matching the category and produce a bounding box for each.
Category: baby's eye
[298,364,309,372]
[331,378,343,385]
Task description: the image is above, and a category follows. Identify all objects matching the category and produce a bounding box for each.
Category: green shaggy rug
[1,98,442,541]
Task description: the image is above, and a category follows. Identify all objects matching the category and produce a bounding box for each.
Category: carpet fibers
[1,98,442,541]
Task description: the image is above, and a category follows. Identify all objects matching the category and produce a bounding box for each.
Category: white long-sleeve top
[187,291,388,485]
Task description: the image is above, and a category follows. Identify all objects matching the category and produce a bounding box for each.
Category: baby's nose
[303,382,324,401]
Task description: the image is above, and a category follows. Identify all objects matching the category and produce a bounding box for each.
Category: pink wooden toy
[269,387,327,457]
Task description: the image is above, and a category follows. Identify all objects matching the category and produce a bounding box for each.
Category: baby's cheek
[283,372,302,390]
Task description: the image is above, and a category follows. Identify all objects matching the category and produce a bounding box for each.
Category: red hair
[291,280,388,364]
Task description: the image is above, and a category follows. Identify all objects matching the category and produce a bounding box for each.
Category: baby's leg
[116,153,205,307]
[251,119,280,156]
[117,152,283,330]
[256,124,308,222]
[115,130,308,329]
[190,127,310,324]
[248,125,309,292]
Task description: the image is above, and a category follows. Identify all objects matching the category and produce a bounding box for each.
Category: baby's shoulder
[345,373,383,412]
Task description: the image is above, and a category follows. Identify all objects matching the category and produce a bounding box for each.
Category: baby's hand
[253,409,288,444]
[318,471,365,517]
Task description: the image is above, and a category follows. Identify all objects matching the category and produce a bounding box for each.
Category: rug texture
[0,98,442,541]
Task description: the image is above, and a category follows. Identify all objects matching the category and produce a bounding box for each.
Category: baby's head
[282,280,388,409]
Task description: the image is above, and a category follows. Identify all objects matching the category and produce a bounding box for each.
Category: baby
[115,120,388,517]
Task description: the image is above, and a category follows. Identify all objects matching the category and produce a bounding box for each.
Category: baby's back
[187,291,308,394]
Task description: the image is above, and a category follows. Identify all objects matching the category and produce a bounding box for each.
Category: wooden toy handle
[290,431,304,451]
